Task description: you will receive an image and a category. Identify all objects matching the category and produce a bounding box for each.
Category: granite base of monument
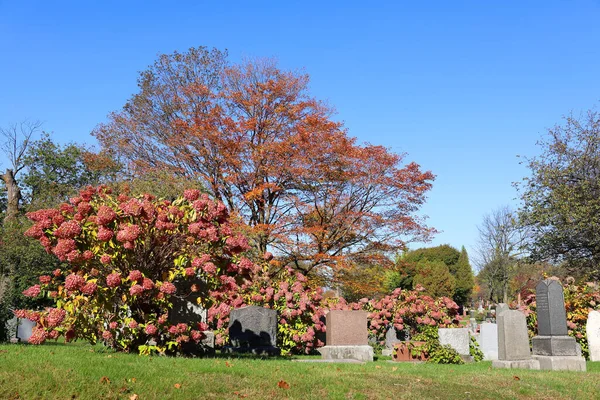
[318,345,374,362]
[223,345,280,356]
[532,335,580,356]
[491,359,540,370]
[531,355,586,371]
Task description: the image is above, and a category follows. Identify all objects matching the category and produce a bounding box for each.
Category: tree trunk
[1,169,21,222]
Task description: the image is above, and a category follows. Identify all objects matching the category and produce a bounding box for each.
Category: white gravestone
[586,310,600,362]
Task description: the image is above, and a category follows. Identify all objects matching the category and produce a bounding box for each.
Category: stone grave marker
[227,305,279,355]
[535,279,568,336]
[478,322,498,360]
[496,303,509,316]
[383,326,402,356]
[16,318,36,342]
[587,310,600,362]
[318,310,373,362]
[531,279,586,371]
[438,328,470,358]
[492,310,539,369]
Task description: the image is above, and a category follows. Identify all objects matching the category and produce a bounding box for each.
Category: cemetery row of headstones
[5,278,600,370]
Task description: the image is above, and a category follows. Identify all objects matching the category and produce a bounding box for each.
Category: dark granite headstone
[536,279,568,336]
[227,305,279,355]
[531,279,586,370]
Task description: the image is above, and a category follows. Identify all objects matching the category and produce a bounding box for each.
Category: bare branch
[0,120,43,175]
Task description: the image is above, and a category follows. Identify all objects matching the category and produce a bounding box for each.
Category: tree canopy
[93,47,436,275]
[517,110,600,279]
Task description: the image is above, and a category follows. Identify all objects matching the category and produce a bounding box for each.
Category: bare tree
[475,206,528,303]
[0,120,42,222]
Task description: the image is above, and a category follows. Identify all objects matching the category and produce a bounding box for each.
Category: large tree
[93,47,436,275]
[517,109,600,279]
[475,206,526,303]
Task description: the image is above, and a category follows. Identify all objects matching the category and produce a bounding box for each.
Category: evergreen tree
[413,260,455,298]
[453,246,474,306]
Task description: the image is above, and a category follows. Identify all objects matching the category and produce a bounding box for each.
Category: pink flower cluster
[159,282,176,294]
[116,224,142,242]
[22,284,41,298]
[95,205,117,225]
[65,274,86,291]
[54,221,82,239]
[106,272,122,288]
[47,308,66,328]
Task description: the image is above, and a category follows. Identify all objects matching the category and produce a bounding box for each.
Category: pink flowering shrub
[207,265,334,355]
[517,278,600,360]
[19,186,255,354]
[353,285,462,345]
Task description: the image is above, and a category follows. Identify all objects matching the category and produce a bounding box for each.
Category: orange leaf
[513,376,520,381]
[375,366,381,369]
[174,383,182,389]
[277,380,290,389]
[129,395,139,400]
[99,376,110,384]
[225,361,232,368]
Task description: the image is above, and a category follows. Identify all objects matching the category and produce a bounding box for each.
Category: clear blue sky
[2,1,600,266]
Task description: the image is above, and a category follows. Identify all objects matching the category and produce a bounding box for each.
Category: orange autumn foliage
[93,47,435,275]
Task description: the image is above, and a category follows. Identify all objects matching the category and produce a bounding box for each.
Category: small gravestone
[531,279,586,371]
[586,310,600,361]
[5,317,18,342]
[318,311,373,362]
[492,310,540,369]
[478,323,498,360]
[496,303,509,317]
[16,318,36,342]
[226,305,279,355]
[383,326,402,356]
[438,328,470,359]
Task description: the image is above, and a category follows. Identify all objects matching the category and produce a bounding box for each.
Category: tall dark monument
[531,279,586,371]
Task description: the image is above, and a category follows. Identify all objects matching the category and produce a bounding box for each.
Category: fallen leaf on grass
[513,376,520,381]
[99,376,111,384]
[233,391,248,398]
[119,386,130,394]
[174,383,182,389]
[9,392,19,400]
[278,380,290,389]
[129,395,139,400]
[375,366,381,369]
[127,377,137,383]
[225,361,232,368]
[392,367,398,372]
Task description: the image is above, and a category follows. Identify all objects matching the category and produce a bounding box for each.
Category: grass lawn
[1,342,600,399]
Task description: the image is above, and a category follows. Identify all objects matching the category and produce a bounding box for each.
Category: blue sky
[1,1,600,266]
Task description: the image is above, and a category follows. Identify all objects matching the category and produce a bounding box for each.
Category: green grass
[1,342,600,399]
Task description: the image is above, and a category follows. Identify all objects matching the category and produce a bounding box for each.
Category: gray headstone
[228,305,278,349]
[497,310,531,361]
[478,322,498,360]
[385,326,402,350]
[586,310,600,362]
[5,317,18,341]
[468,318,478,334]
[16,318,36,342]
[438,328,470,355]
[535,279,568,336]
[496,303,509,316]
